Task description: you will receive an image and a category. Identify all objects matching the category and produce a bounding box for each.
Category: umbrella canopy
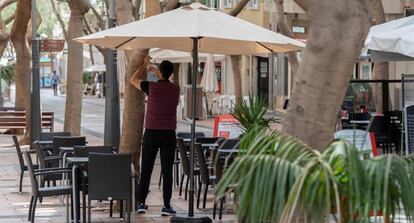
[149,48,225,63]
[200,54,218,93]
[75,3,305,54]
[364,15,414,61]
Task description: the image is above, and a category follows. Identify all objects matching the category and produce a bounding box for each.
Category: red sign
[40,39,65,52]
[213,114,243,139]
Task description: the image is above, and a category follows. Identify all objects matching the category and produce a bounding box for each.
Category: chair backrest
[33,141,47,169]
[369,116,389,136]
[73,145,113,157]
[195,137,222,145]
[194,143,210,184]
[12,135,25,171]
[23,151,39,196]
[177,138,190,176]
[40,132,71,141]
[88,153,131,201]
[52,136,86,156]
[218,139,240,150]
[177,132,205,139]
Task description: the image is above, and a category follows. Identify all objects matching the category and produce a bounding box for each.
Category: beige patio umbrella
[149,48,225,63]
[75,3,304,222]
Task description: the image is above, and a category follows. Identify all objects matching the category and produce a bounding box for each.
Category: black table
[66,157,88,223]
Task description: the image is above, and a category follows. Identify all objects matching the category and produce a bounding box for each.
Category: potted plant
[216,127,414,223]
[231,95,276,133]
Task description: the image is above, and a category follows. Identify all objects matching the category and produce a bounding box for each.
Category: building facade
[220,0,414,112]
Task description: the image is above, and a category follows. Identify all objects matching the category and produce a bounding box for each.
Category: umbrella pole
[171,38,212,223]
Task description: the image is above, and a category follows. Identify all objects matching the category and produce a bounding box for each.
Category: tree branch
[164,0,179,11]
[0,0,16,10]
[90,4,105,30]
[50,0,68,41]
[4,13,14,25]
[132,0,141,19]
[228,0,249,16]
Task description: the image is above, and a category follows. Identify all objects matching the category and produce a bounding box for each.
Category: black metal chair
[40,131,71,141]
[158,132,205,189]
[23,151,72,223]
[52,136,86,158]
[33,141,64,188]
[177,132,206,140]
[73,145,114,157]
[177,137,200,200]
[369,116,392,154]
[73,145,115,221]
[212,141,238,220]
[39,132,71,154]
[87,153,134,223]
[195,143,216,209]
[12,135,38,193]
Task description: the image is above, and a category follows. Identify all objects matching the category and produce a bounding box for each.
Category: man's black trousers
[138,129,176,207]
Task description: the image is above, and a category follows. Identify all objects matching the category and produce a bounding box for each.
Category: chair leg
[175,163,180,187]
[219,197,224,220]
[213,200,217,219]
[203,183,209,209]
[120,200,123,219]
[88,199,92,223]
[158,172,162,189]
[179,174,184,197]
[31,196,38,223]
[83,191,86,222]
[110,200,113,217]
[197,182,202,209]
[28,196,34,221]
[185,176,189,200]
[19,170,24,193]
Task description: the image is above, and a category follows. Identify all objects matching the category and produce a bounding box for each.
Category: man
[51,71,59,96]
[130,58,180,216]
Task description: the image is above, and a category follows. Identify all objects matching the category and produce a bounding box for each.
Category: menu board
[334,129,378,157]
[213,114,243,139]
[405,105,414,154]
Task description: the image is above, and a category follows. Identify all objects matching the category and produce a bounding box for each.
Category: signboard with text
[40,39,65,52]
[334,129,378,157]
[213,114,243,139]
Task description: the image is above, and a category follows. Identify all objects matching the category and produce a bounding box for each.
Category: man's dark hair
[159,60,174,80]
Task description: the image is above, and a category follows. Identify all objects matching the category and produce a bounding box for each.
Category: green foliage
[231,95,276,132]
[216,128,414,223]
[0,64,15,86]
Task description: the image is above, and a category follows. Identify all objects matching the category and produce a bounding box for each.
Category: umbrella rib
[256,42,274,53]
[115,37,136,49]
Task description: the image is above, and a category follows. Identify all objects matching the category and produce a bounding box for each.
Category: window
[248,0,259,9]
[223,0,232,8]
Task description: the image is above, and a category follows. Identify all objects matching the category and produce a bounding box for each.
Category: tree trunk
[274,0,299,82]
[64,0,89,136]
[0,15,10,58]
[228,0,250,104]
[371,0,387,113]
[10,0,31,140]
[282,0,372,150]
[230,55,242,102]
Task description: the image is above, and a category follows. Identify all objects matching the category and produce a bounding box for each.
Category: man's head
[159,60,174,80]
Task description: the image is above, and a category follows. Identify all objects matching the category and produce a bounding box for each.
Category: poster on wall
[360,62,372,80]
[334,129,378,158]
[213,114,243,139]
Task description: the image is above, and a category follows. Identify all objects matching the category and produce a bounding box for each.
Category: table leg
[72,165,80,222]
